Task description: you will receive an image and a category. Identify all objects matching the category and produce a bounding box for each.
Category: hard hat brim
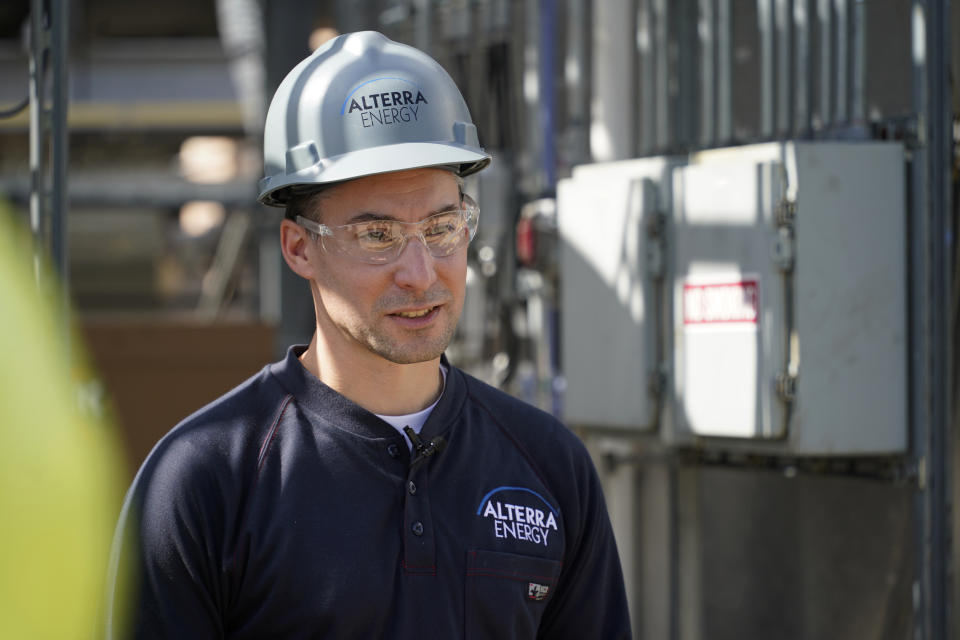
[258,142,491,207]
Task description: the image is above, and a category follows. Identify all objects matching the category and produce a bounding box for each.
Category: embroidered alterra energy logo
[476,486,559,547]
[341,77,428,129]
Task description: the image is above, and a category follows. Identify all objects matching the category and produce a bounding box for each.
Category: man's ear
[280,219,316,279]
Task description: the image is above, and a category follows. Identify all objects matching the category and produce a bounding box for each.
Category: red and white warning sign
[683,279,759,325]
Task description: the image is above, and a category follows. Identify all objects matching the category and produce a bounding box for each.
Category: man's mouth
[393,306,437,319]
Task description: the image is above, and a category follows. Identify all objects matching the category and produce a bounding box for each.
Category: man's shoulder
[135,364,289,488]
[454,367,586,456]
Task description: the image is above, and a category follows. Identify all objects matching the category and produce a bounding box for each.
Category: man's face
[302,168,468,366]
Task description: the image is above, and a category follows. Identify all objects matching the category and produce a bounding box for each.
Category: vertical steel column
[638,0,656,154]
[699,0,715,147]
[910,0,952,637]
[758,0,775,137]
[413,0,432,52]
[29,0,46,281]
[564,0,590,165]
[716,0,732,142]
[590,0,635,161]
[833,0,848,122]
[675,0,700,147]
[538,0,556,190]
[817,0,832,127]
[850,0,865,123]
[265,0,319,356]
[29,0,69,292]
[654,0,669,150]
[774,0,791,136]
[793,0,810,133]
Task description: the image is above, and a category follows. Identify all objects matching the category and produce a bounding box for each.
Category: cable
[0,97,29,119]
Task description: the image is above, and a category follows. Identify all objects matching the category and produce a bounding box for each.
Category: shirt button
[407,481,417,495]
[411,521,424,536]
[387,444,400,458]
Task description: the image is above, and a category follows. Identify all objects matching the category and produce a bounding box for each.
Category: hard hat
[258,31,491,206]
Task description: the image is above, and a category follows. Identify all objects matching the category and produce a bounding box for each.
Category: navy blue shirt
[107,347,631,639]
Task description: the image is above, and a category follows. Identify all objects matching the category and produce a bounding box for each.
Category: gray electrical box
[558,158,677,430]
[672,142,907,455]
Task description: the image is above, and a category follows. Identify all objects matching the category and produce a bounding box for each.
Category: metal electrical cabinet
[558,158,678,431]
[671,142,907,455]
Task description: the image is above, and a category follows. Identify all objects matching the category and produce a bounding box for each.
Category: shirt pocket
[465,549,563,640]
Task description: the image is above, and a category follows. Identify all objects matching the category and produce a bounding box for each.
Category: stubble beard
[352,307,460,364]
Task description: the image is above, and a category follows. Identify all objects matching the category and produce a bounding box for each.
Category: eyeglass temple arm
[295,216,333,236]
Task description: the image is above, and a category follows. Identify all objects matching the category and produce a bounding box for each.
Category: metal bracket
[775,198,796,226]
[773,225,795,272]
[644,211,667,279]
[775,372,797,403]
[647,365,667,399]
[772,196,796,271]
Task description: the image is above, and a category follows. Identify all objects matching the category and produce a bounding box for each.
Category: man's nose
[392,235,438,291]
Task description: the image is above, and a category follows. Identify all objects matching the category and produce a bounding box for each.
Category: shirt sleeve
[536,446,633,640]
[103,437,229,639]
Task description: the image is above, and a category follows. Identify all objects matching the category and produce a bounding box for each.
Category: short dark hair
[283,186,331,222]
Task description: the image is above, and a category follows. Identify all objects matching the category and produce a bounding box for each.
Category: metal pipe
[817,0,832,127]
[699,0,715,146]
[590,0,635,161]
[564,0,590,165]
[793,0,810,134]
[759,0,774,137]
[775,0,791,136]
[833,0,848,122]
[717,0,732,142]
[29,0,47,285]
[909,1,952,637]
[653,0,668,149]
[850,0,865,122]
[50,0,69,290]
[637,0,655,154]
[538,0,556,190]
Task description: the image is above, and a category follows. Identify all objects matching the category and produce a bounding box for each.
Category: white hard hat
[258,31,491,206]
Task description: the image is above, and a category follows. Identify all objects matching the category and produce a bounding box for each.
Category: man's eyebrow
[343,202,459,224]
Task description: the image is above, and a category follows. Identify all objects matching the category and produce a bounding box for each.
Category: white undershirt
[375,364,448,450]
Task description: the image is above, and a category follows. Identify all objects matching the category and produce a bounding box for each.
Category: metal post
[910,0,952,637]
[716,0,732,142]
[699,0,715,147]
[538,0,556,190]
[793,0,810,134]
[758,0,774,137]
[564,0,590,165]
[264,0,320,356]
[638,0,655,154]
[833,0,848,123]
[653,0,669,150]
[590,0,635,161]
[29,0,70,319]
[817,0,832,127]
[850,0,865,123]
[675,0,699,147]
[774,0,791,136]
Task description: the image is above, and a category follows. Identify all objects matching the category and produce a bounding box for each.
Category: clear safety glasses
[296,194,479,264]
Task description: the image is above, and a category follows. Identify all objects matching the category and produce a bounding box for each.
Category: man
[106,31,631,639]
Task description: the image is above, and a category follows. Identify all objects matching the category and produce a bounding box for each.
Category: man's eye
[356,225,395,245]
[424,215,459,237]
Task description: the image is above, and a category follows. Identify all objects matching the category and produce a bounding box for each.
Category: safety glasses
[296,194,479,264]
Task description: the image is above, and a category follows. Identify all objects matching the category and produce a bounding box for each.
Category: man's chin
[376,346,447,366]
[368,335,452,365]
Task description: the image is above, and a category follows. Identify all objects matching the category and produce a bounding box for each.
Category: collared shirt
[106,347,632,639]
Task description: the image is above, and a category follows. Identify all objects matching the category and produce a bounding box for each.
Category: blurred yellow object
[0,202,127,639]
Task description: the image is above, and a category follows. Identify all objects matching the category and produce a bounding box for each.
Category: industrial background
[0,0,956,638]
